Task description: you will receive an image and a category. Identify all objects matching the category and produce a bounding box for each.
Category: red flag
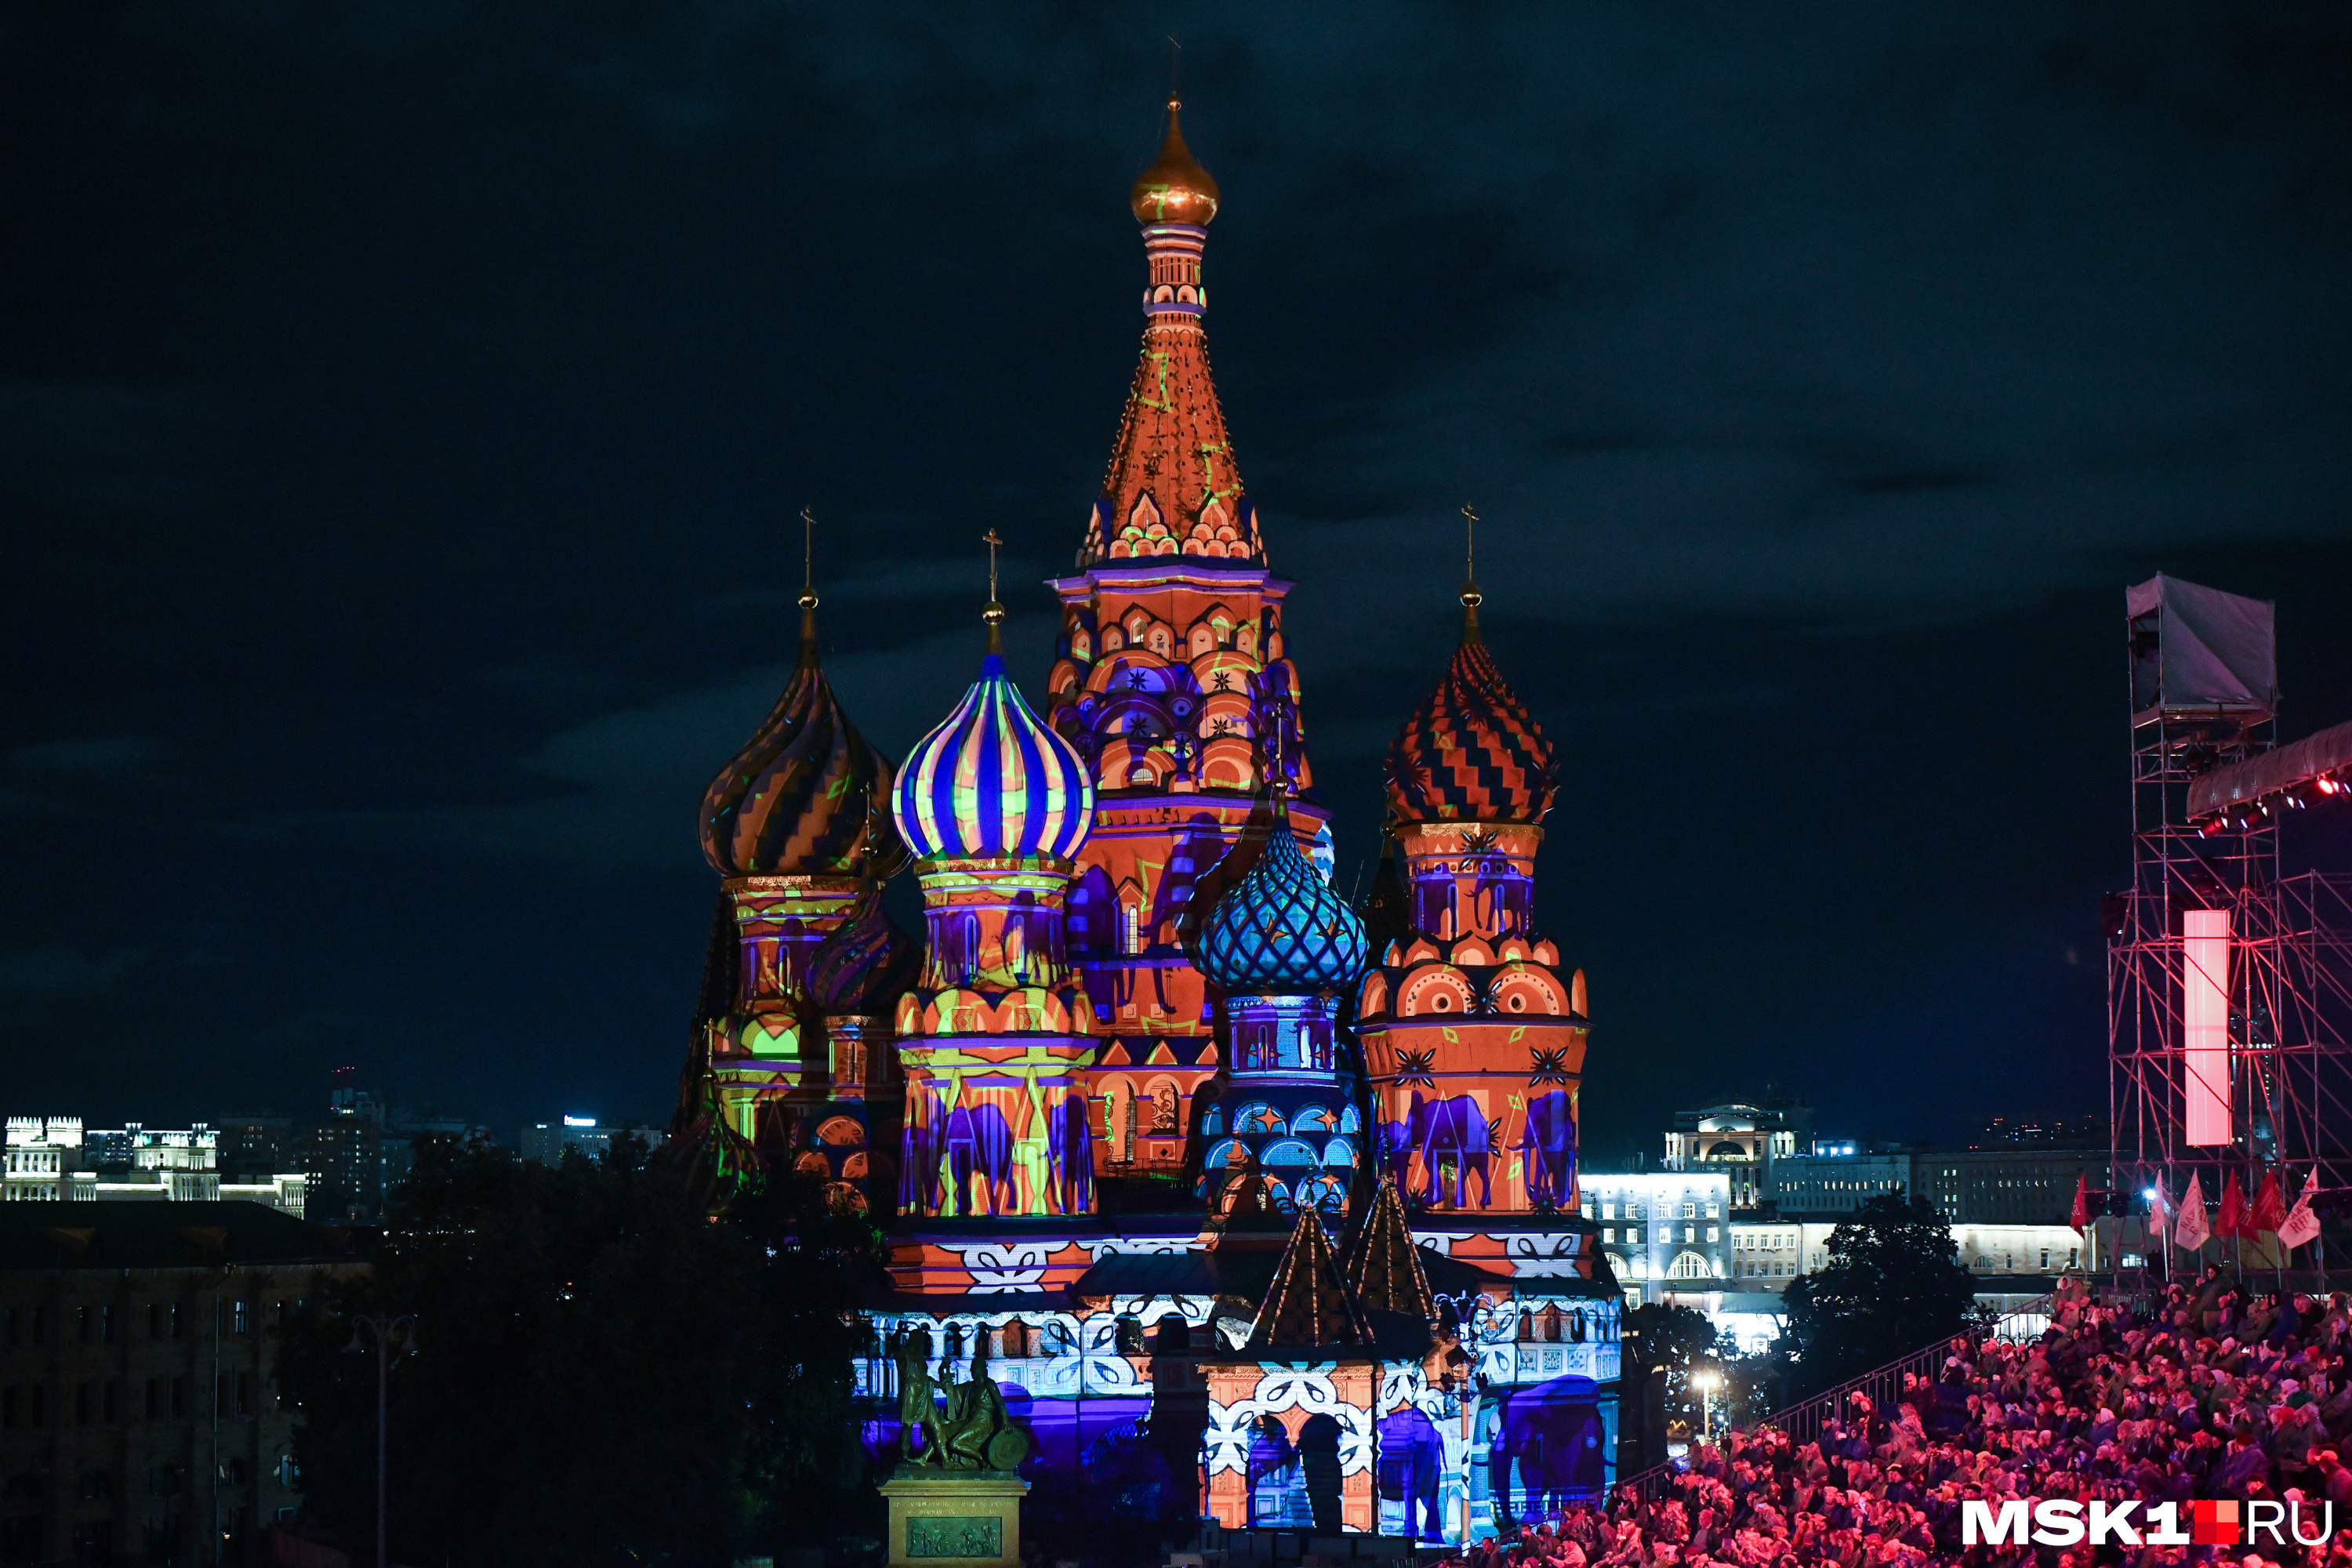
[2218,1171,2251,1240]
[2251,1170,2288,1235]
[2069,1171,2090,1233]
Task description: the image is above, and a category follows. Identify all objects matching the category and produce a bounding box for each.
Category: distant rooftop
[0,1200,357,1270]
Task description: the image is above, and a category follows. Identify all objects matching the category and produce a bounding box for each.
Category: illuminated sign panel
[2182,909,2230,1146]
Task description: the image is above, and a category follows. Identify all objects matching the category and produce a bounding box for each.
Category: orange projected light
[2183,909,2231,1147]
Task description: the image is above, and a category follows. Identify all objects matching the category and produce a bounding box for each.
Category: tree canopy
[1623,1301,1722,1429]
[1777,1192,1977,1397]
[279,1139,882,1568]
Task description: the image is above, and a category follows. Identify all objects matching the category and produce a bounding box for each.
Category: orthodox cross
[799,506,818,610]
[982,529,1007,650]
[1461,503,1484,617]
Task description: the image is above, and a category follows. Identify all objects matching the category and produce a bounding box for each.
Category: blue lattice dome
[894,652,1095,863]
[1191,797,1368,995]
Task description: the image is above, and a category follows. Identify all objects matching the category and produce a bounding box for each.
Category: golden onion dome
[1129,98,1220,226]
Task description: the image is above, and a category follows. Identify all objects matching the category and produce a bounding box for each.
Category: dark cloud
[0,945,147,996]
[10,736,160,775]
[4,0,2349,1144]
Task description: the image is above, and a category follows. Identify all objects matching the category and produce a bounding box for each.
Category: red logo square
[2190,1501,2239,1546]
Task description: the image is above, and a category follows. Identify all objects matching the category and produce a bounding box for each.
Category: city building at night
[1575,1173,1732,1307]
[0,1203,361,1565]
[519,1117,670,1167]
[1657,1101,1810,1211]
[666,97,1619,1543]
[4,1121,307,1219]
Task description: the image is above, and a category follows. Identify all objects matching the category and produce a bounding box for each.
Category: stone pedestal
[879,1468,1029,1568]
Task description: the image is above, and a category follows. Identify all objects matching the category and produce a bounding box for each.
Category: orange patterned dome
[1129,99,1219,226]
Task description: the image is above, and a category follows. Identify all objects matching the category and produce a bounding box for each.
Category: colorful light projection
[1189,789,1370,1216]
[897,1043,1095,1218]
[1356,562,1585,1218]
[1356,821,1588,1215]
[676,101,1631,1544]
[2184,907,2233,1146]
[687,521,913,1204]
[698,797,902,1181]
[1081,97,1257,567]
[893,609,1101,1218]
[1374,1295,1617,1541]
[895,654,1094,863]
[1040,100,1323,1175]
[1047,572,1322,1178]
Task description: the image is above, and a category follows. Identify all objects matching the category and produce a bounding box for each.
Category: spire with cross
[1460,503,1484,643]
[797,506,820,653]
[981,529,1006,653]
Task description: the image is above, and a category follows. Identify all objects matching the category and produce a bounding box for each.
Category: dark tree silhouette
[279,1139,883,1568]
[1623,1302,1722,1428]
[1777,1192,1976,1397]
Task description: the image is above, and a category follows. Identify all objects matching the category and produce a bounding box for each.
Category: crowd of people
[1462,1272,2352,1567]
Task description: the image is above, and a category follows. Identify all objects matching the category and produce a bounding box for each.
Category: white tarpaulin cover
[2188,716,2352,818]
[2127,574,2276,715]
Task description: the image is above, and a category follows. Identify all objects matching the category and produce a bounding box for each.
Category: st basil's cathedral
[673,98,1622,1544]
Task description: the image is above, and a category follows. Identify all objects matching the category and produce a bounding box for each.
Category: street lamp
[344,1316,419,1568]
[1689,1367,1721,1449]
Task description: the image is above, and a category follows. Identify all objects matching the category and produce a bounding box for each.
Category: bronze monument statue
[891,1327,1031,1473]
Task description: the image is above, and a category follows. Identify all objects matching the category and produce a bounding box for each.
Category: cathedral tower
[1355,553,1588,1214]
[890,564,1099,1218]
[1045,100,1332,1180]
[690,546,911,1210]
[1187,782,1370,1218]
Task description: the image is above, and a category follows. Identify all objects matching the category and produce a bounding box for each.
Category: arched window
[1294,1174,1347,1214]
[1232,1103,1283,1135]
[1202,1138,1247,1174]
[1668,1250,1712,1280]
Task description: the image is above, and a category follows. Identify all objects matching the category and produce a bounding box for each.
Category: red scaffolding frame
[2108,579,2352,1238]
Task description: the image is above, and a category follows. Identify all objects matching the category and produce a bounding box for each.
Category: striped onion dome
[701,618,909,879]
[1191,795,1367,996]
[893,652,1094,862]
[1385,615,1557,825]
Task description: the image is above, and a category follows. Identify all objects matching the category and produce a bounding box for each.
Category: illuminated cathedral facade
[674,100,1621,1543]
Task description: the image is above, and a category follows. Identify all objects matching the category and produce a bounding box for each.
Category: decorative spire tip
[797,506,820,655]
[1460,504,1483,641]
[981,529,1006,654]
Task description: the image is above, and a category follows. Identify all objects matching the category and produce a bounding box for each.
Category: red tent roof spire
[1083,99,1261,567]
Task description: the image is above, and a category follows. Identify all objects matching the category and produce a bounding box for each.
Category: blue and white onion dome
[1191,794,1369,995]
[892,650,1095,862]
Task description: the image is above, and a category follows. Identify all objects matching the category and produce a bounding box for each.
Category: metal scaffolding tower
[2108,576,2352,1216]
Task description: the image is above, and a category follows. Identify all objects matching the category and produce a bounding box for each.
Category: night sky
[8,3,2352,1162]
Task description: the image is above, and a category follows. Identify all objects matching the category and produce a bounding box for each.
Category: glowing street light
[1690,1367,1722,1447]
